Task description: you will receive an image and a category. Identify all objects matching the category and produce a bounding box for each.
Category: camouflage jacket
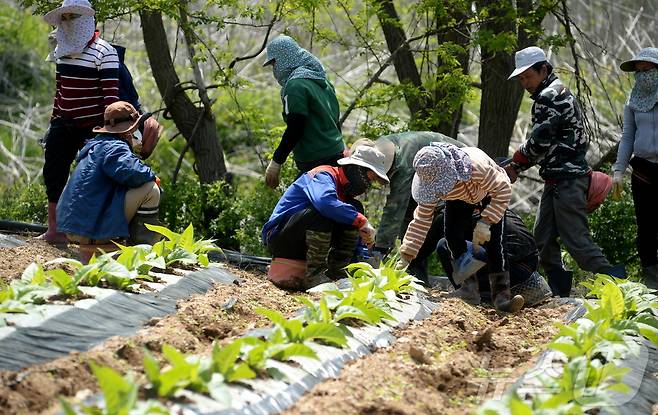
[375,131,462,251]
[518,74,590,180]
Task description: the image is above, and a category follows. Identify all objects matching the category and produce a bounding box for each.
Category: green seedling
[146,223,220,267]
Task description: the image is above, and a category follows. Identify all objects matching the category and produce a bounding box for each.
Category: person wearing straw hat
[611,47,658,289]
[56,101,161,247]
[398,143,524,313]
[262,35,347,188]
[40,0,120,244]
[262,146,389,290]
[350,132,463,283]
[506,46,625,296]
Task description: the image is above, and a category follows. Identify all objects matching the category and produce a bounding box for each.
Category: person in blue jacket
[56,101,161,247]
[262,145,389,290]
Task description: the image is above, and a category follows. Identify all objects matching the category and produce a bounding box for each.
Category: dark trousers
[402,199,445,281]
[631,157,658,267]
[295,152,344,174]
[43,118,92,203]
[266,200,363,259]
[444,199,506,273]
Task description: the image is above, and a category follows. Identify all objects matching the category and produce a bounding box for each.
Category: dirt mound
[286,297,572,415]
[0,266,304,415]
[0,239,77,285]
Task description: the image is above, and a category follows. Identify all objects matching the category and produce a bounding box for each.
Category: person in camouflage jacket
[507,46,624,296]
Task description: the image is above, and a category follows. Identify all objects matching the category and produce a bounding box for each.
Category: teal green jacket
[375,132,463,250]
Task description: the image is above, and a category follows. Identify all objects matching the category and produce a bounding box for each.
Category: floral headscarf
[411,143,472,205]
[623,47,658,112]
[54,15,95,59]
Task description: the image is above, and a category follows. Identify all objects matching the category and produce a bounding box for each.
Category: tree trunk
[476,0,547,158]
[435,6,470,138]
[372,0,429,126]
[139,10,226,183]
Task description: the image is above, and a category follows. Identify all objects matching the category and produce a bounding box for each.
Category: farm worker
[397,143,524,313]
[262,146,389,290]
[56,101,162,247]
[262,35,347,188]
[40,0,120,243]
[350,132,464,283]
[611,47,658,289]
[505,46,625,296]
[436,209,553,307]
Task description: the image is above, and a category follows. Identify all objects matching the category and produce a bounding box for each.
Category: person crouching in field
[56,101,161,251]
[262,146,389,290]
[398,143,524,313]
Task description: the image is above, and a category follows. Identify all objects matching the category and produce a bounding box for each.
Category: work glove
[265,160,281,188]
[472,220,491,246]
[395,257,410,270]
[359,221,376,247]
[611,171,623,201]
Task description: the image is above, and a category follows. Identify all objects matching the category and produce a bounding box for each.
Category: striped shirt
[400,147,511,258]
[52,32,119,128]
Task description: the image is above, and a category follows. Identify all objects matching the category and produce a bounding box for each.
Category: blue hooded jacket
[56,134,155,240]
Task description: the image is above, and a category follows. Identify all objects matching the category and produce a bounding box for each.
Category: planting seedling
[255,306,348,347]
[145,223,221,268]
[60,361,169,415]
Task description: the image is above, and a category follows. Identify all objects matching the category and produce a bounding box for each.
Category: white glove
[265,160,281,188]
[395,258,410,270]
[472,220,491,246]
[359,221,376,247]
[611,171,623,201]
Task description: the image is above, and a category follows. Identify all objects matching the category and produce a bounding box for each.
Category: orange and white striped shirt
[400,147,511,258]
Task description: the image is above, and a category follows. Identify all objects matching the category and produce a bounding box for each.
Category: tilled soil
[0,264,305,415]
[0,239,78,285]
[286,297,572,415]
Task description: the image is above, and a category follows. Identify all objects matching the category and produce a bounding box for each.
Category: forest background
[0,0,655,275]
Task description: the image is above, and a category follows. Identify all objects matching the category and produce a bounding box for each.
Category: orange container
[268,257,306,287]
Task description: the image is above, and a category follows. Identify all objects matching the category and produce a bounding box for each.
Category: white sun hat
[508,46,548,80]
[337,146,390,184]
[44,0,95,26]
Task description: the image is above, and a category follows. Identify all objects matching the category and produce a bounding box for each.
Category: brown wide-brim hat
[93,101,148,134]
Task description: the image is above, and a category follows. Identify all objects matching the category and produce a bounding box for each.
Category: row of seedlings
[60,260,429,414]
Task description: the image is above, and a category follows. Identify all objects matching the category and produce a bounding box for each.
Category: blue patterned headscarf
[265,35,326,94]
[411,143,472,205]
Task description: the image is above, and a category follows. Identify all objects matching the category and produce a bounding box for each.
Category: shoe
[600,264,627,279]
[511,271,552,307]
[643,265,658,290]
[452,243,487,285]
[489,271,524,313]
[546,268,573,297]
[445,275,480,305]
[37,202,68,244]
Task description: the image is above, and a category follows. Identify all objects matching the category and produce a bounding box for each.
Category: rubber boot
[128,210,161,246]
[546,268,573,297]
[489,271,524,313]
[643,265,658,290]
[445,275,480,305]
[37,202,67,244]
[600,264,627,279]
[327,228,359,280]
[408,256,429,285]
[303,230,333,289]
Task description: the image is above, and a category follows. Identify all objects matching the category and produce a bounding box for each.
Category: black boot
[408,256,429,285]
[489,271,524,313]
[128,210,161,246]
[327,228,359,280]
[546,268,573,297]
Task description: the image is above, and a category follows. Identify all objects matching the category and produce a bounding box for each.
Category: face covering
[628,68,658,112]
[54,15,95,59]
[343,165,372,197]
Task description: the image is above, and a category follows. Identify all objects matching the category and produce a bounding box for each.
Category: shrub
[0,181,48,224]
